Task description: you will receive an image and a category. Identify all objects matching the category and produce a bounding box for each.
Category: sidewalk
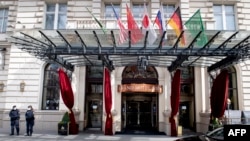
[0,128,202,141]
[0,128,195,141]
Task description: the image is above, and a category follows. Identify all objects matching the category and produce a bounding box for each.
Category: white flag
[141,4,157,45]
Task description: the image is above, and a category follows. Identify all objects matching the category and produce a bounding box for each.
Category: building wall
[0,0,18,127]
[0,0,250,134]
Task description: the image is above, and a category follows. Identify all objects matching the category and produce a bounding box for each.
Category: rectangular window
[163,4,175,19]
[132,4,146,19]
[0,8,8,33]
[213,5,236,30]
[105,4,121,29]
[105,4,120,19]
[45,3,67,29]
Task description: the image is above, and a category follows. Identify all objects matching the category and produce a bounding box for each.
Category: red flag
[168,7,185,46]
[126,4,143,44]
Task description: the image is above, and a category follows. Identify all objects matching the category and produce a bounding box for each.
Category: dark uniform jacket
[9,109,20,121]
[25,110,35,121]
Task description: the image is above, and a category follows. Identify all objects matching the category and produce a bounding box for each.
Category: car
[174,127,224,141]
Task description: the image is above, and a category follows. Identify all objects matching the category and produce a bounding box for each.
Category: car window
[207,128,224,140]
[207,127,223,135]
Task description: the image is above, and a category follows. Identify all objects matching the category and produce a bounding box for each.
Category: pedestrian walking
[25,105,35,136]
[9,105,20,135]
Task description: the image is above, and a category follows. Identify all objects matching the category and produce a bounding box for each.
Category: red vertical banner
[169,69,181,136]
[104,68,113,135]
[58,68,78,134]
[210,70,229,118]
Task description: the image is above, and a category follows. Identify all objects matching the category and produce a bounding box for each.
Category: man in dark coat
[25,105,35,136]
[9,105,20,135]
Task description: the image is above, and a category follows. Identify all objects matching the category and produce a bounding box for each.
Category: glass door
[179,101,190,128]
[87,99,102,128]
[126,101,152,130]
[126,101,139,129]
[140,101,151,128]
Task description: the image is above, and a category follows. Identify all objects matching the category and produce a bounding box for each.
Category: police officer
[25,105,35,136]
[9,105,20,135]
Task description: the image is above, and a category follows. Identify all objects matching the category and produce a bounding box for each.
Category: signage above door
[118,84,163,94]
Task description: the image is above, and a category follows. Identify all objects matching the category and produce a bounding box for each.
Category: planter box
[69,123,79,134]
[58,122,69,135]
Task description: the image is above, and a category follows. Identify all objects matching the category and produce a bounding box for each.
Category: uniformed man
[9,105,20,135]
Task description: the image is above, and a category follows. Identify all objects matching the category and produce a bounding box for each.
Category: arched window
[180,67,194,95]
[122,66,158,84]
[209,66,238,110]
[42,63,60,110]
[227,66,238,110]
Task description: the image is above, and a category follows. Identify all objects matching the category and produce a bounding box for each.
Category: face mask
[28,107,31,110]
[13,107,17,110]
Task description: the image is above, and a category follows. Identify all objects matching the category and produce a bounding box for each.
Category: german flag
[168,7,185,46]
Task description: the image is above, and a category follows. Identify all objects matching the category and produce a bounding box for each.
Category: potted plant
[209,117,223,131]
[58,112,70,135]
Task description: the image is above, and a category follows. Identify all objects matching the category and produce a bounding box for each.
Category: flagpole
[85,7,107,34]
[155,2,163,25]
[162,3,168,39]
[153,2,160,25]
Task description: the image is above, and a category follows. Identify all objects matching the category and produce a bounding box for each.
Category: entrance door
[179,102,190,128]
[126,101,152,129]
[87,99,102,129]
[122,93,158,133]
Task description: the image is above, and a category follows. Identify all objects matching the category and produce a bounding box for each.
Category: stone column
[112,67,123,133]
[74,67,86,130]
[194,67,209,132]
[157,67,171,135]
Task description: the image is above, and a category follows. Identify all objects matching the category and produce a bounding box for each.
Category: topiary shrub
[58,112,70,135]
[60,112,70,124]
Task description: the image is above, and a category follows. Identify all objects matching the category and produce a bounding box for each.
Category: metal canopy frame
[9,29,250,72]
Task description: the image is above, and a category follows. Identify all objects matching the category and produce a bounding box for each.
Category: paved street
[0,128,189,141]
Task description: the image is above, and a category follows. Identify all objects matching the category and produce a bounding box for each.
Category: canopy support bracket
[57,30,72,53]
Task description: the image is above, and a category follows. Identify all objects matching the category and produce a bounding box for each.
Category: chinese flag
[126,4,143,44]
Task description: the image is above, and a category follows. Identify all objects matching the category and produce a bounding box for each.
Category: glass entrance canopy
[9,29,250,72]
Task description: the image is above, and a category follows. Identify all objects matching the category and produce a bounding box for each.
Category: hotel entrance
[126,101,151,129]
[121,93,158,132]
[120,66,160,133]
